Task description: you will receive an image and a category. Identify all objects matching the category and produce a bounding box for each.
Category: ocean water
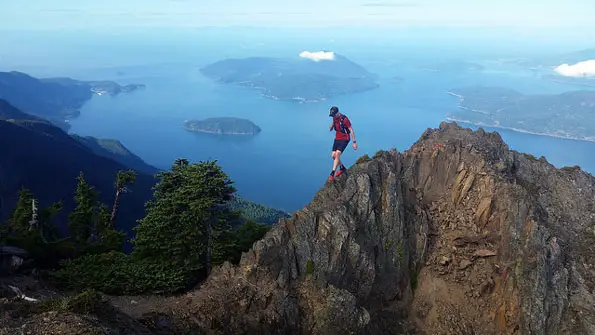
[4,31,594,213]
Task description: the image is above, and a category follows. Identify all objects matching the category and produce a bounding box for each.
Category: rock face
[155,122,595,333]
[162,122,595,334]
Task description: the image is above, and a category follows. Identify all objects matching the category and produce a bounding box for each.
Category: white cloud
[554,59,595,77]
[299,51,335,62]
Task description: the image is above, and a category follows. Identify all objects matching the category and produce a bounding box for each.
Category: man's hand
[349,127,357,150]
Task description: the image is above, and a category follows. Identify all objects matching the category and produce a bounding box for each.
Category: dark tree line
[1,159,271,295]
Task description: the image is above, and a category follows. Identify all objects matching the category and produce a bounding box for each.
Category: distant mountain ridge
[0,71,144,130]
[200,53,379,102]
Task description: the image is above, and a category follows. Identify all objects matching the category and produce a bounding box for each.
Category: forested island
[184,117,262,135]
[446,86,595,141]
[199,53,379,102]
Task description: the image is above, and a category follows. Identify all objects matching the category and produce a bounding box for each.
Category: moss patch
[523,153,538,161]
[37,289,103,314]
[306,259,314,276]
[355,154,371,165]
[396,241,404,266]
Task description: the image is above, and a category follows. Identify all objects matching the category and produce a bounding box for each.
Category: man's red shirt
[333,114,351,141]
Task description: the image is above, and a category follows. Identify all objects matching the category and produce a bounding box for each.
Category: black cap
[329,106,339,117]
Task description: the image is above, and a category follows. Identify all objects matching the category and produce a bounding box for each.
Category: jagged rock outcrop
[164,122,595,334]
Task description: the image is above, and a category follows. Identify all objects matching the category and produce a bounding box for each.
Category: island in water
[0,71,144,130]
[446,86,595,142]
[199,52,379,102]
[184,117,262,135]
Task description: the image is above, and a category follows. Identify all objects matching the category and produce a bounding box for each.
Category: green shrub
[50,251,190,295]
[306,259,314,275]
[355,154,371,164]
[396,241,404,266]
[227,197,289,225]
[38,289,103,314]
[6,235,77,269]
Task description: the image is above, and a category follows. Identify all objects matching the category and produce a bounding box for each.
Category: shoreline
[445,117,595,143]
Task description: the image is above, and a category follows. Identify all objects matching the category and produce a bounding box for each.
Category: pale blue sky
[1,0,594,30]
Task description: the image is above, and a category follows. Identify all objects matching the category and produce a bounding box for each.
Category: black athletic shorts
[332,139,350,153]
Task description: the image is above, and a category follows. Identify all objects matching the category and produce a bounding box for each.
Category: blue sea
[3,29,594,213]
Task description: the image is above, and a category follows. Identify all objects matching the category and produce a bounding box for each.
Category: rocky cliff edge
[162,122,595,334]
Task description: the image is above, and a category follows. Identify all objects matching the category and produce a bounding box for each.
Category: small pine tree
[132,159,239,286]
[109,170,137,229]
[7,187,34,236]
[68,172,100,247]
[96,204,126,252]
[37,201,63,242]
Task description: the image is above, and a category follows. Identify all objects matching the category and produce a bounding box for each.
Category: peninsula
[199,52,379,102]
[184,117,261,135]
[446,86,595,141]
[0,71,144,130]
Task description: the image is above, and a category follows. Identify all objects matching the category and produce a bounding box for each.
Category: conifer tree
[109,170,137,229]
[132,159,238,281]
[96,203,125,252]
[37,200,62,243]
[7,187,34,236]
[68,172,100,245]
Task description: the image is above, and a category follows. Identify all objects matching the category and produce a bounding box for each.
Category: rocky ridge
[162,122,595,334]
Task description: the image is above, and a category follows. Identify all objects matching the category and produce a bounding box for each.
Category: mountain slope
[71,135,159,176]
[0,97,158,177]
[0,102,156,236]
[152,122,595,334]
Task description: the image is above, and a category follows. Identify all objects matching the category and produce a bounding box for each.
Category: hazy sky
[2,0,594,30]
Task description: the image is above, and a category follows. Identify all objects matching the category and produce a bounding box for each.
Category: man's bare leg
[333,150,342,172]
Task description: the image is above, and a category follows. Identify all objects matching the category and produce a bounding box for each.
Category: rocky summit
[163,122,595,334]
[3,122,595,334]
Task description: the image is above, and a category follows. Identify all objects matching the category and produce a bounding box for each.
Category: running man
[328,106,357,181]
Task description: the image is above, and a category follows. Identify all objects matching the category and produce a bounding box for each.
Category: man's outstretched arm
[349,127,357,149]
